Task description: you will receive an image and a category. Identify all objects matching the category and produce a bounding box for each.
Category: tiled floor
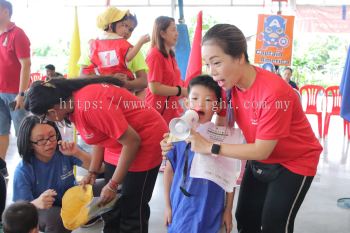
[3,115,350,233]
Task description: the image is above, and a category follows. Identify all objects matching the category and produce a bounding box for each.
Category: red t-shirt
[145,47,184,125]
[89,39,134,80]
[231,67,322,176]
[0,23,30,93]
[70,84,168,172]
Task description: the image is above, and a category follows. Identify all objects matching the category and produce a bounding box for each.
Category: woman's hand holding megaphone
[187,129,212,155]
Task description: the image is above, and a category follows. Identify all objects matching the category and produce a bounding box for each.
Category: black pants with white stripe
[236,162,314,233]
[102,162,160,233]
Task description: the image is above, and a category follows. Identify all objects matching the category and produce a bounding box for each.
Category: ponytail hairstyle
[25,76,124,116]
[203,24,249,63]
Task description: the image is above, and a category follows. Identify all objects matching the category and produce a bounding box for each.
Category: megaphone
[169,110,199,140]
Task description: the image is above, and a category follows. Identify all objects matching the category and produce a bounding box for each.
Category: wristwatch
[211,143,221,156]
[19,91,25,97]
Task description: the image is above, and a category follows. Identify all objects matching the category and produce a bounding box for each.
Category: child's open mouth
[197,110,205,116]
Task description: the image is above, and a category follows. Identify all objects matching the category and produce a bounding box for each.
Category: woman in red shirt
[171,24,322,233]
[25,77,168,233]
[145,16,187,125]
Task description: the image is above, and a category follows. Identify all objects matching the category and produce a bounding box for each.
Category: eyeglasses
[30,134,57,146]
[180,143,192,197]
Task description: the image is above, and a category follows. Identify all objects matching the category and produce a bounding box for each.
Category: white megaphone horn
[169,109,199,140]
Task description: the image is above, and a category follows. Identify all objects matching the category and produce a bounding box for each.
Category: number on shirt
[98,50,119,67]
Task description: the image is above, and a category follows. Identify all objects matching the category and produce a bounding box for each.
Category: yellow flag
[68,6,81,78]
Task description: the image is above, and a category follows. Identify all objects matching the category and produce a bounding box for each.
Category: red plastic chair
[299,85,325,138]
[345,120,350,140]
[323,86,350,139]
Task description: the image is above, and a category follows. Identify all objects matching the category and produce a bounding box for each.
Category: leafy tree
[291,35,350,87]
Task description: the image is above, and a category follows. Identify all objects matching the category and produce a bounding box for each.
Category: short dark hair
[126,14,138,28]
[2,201,38,233]
[17,115,62,163]
[284,67,293,73]
[188,75,222,103]
[203,24,249,63]
[0,0,12,17]
[45,64,55,71]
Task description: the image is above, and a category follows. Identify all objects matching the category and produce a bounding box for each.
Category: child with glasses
[164,75,242,233]
[12,115,99,233]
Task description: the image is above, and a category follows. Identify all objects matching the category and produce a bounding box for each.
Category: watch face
[211,144,221,154]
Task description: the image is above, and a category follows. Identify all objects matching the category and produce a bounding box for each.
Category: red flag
[185,11,202,87]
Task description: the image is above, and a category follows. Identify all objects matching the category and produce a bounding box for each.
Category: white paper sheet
[190,122,244,192]
[87,194,120,219]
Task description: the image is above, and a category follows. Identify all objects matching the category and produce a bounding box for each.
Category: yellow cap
[60,185,93,230]
[96,7,129,30]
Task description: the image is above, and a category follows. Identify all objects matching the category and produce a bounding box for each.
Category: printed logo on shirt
[251,119,258,125]
[62,165,68,174]
[251,109,259,125]
[98,50,119,67]
[84,133,94,139]
[61,169,74,180]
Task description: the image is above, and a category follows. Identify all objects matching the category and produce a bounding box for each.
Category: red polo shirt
[70,84,168,171]
[145,47,184,124]
[0,22,30,93]
[232,67,322,176]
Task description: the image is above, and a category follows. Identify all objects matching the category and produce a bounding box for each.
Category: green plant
[291,35,350,87]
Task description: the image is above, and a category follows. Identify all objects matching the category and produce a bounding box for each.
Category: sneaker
[81,216,102,228]
[0,167,8,179]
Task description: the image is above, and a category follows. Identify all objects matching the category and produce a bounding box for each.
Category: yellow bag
[60,185,93,230]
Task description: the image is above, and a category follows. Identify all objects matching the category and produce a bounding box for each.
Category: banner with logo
[254,14,295,66]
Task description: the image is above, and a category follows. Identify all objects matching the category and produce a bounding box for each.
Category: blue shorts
[0,93,28,136]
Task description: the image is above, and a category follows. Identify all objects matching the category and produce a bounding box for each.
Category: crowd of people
[0,1,320,233]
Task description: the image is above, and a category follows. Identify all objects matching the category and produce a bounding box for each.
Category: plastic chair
[299,85,325,138]
[323,86,350,139]
[345,120,350,140]
[30,72,43,82]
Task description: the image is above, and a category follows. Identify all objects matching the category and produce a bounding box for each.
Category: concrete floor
[3,115,350,233]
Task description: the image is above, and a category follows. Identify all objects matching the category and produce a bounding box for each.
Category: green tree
[292,35,349,87]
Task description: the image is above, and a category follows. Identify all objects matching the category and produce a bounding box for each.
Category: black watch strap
[19,91,25,97]
[176,85,182,96]
[211,143,221,155]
